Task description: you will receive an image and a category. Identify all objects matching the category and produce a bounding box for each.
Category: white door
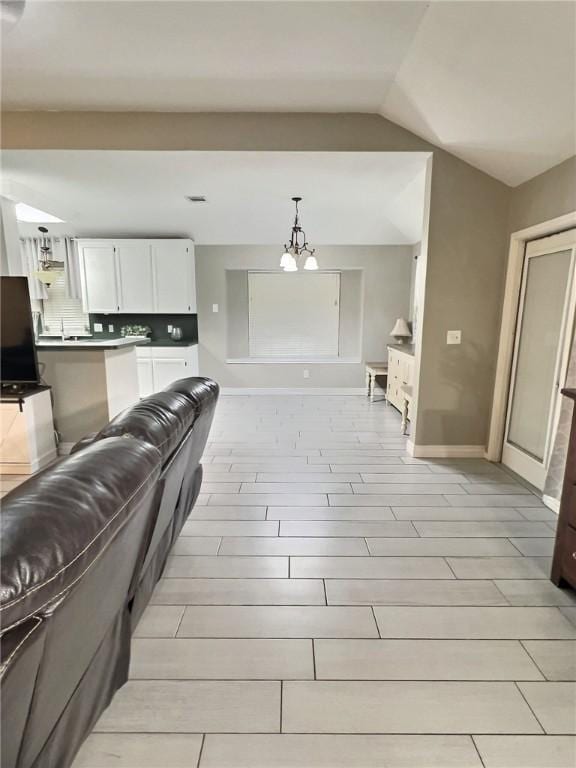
[152,358,187,390]
[152,241,196,313]
[136,359,154,398]
[79,244,119,312]
[117,242,154,312]
[502,229,576,489]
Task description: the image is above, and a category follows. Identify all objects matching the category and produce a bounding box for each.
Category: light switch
[94,323,103,332]
[108,324,114,333]
[447,330,462,345]
[212,304,219,313]
[303,369,310,379]
[167,325,173,333]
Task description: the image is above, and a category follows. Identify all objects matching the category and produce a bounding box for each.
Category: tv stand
[0,386,57,474]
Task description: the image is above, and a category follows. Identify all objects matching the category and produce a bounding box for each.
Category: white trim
[487,211,576,461]
[407,441,487,458]
[542,494,560,514]
[220,387,366,395]
[226,358,361,365]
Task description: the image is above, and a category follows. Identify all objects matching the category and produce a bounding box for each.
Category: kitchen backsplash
[90,313,198,343]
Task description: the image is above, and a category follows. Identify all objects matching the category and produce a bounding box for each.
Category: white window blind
[42,271,90,335]
[248,272,340,358]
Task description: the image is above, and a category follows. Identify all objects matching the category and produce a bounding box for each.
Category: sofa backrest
[0,438,162,768]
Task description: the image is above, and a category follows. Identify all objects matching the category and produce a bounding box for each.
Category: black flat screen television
[1,276,40,386]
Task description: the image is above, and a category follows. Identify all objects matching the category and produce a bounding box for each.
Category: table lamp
[390,318,411,345]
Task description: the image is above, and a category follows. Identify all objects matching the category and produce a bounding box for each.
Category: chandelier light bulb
[280,251,292,268]
[304,255,319,271]
[284,256,298,272]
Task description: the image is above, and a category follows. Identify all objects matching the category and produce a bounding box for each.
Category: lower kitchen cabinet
[136,345,199,398]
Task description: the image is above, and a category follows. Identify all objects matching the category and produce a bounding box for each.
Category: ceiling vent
[186,196,207,203]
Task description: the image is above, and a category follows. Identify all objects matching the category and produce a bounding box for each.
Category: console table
[551,389,576,590]
[365,362,388,402]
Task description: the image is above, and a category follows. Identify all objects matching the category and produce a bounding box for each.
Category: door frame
[487,211,576,462]
[500,234,576,488]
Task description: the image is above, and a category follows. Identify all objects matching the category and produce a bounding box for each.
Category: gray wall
[196,244,412,388]
[3,111,513,447]
[509,156,576,233]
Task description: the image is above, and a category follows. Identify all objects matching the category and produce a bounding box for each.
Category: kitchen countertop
[146,340,198,347]
[36,336,150,351]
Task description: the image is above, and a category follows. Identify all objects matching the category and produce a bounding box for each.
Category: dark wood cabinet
[551,389,576,590]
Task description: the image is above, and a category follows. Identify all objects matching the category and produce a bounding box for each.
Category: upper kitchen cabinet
[152,241,196,313]
[77,239,195,314]
[116,241,154,313]
[78,241,120,313]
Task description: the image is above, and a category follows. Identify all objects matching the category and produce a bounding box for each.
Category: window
[248,272,340,359]
[41,272,90,335]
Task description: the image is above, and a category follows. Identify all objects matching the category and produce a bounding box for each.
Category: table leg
[365,370,371,398]
[369,373,375,402]
[401,397,409,435]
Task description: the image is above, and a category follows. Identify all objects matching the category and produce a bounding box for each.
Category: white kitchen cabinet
[76,239,195,314]
[136,358,154,398]
[152,241,196,313]
[135,345,199,397]
[117,241,154,312]
[78,242,120,313]
[152,358,188,390]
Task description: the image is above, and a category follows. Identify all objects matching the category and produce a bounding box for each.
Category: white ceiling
[2,150,429,244]
[2,2,575,186]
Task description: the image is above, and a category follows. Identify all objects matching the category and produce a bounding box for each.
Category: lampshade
[304,255,319,271]
[390,318,411,339]
[33,268,63,286]
[283,256,298,272]
[280,251,292,268]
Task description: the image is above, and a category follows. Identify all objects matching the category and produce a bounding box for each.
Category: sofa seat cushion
[0,437,161,630]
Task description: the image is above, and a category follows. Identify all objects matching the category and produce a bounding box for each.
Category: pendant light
[280,197,318,271]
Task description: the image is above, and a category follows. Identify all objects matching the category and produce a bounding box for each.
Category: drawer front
[561,524,576,587]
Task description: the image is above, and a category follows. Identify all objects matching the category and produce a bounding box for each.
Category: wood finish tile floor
[67,395,576,767]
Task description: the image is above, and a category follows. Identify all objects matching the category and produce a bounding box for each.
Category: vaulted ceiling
[2,1,575,186]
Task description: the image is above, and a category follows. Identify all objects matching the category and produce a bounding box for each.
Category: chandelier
[280,197,318,272]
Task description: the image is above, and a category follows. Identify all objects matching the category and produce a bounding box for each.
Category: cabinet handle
[572,552,576,560]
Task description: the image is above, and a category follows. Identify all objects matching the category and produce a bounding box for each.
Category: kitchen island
[36,336,149,451]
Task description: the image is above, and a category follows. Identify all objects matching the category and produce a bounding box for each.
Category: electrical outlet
[167,325,173,333]
[94,323,103,332]
[212,304,219,313]
[447,330,462,345]
[303,369,310,379]
[108,324,114,333]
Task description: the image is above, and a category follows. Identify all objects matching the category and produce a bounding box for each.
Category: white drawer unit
[386,346,414,413]
[77,238,196,314]
[136,345,199,397]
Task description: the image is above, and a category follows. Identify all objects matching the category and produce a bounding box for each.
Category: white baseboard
[407,442,487,459]
[542,494,560,514]
[220,387,366,395]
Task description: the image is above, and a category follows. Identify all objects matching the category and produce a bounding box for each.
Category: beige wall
[2,111,512,447]
[196,244,412,389]
[509,156,576,233]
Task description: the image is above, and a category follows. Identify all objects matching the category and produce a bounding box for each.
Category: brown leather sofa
[0,377,219,768]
